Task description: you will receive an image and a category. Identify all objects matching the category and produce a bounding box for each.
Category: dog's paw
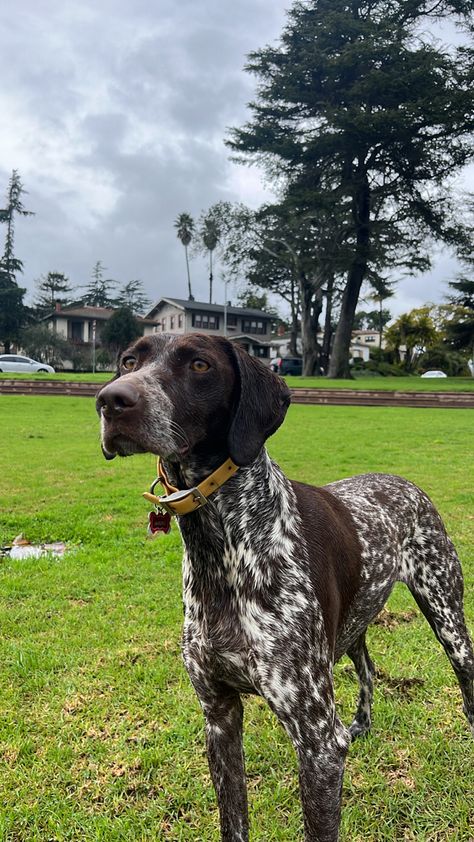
[349,719,371,741]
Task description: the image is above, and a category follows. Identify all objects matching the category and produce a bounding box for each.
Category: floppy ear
[228,345,291,466]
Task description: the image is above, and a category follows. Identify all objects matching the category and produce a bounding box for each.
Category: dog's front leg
[262,667,349,842]
[203,691,248,842]
[183,634,248,839]
[296,731,348,842]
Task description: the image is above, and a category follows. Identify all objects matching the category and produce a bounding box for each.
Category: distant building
[351,329,386,350]
[43,303,159,369]
[269,328,385,363]
[43,299,385,368]
[45,303,158,344]
[145,297,274,358]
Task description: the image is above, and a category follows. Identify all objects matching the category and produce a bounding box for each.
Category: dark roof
[45,305,158,325]
[146,297,272,320]
[50,305,115,319]
[229,334,271,345]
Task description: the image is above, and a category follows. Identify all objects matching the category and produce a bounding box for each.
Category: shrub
[417,345,470,376]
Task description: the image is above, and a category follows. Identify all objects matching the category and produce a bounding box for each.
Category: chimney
[55,299,61,312]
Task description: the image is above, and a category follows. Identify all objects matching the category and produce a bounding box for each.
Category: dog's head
[96,333,291,466]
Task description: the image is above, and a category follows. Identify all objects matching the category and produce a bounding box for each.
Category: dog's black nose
[96,380,141,417]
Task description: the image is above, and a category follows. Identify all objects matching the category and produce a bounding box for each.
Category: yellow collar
[143,456,239,516]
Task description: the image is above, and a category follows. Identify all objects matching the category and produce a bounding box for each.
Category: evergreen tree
[0,171,33,350]
[82,261,116,307]
[0,169,34,280]
[115,279,150,314]
[0,266,27,353]
[34,271,74,316]
[444,277,474,362]
[237,288,269,312]
[228,0,474,377]
[100,307,142,352]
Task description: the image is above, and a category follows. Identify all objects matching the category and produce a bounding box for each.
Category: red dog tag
[148,510,172,536]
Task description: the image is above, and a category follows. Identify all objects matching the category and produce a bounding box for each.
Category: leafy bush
[353,357,410,377]
[19,324,69,368]
[417,345,471,377]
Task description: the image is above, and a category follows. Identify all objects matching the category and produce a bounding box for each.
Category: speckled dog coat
[97,333,474,842]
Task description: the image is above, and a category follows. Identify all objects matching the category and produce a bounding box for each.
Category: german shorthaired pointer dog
[96,333,474,842]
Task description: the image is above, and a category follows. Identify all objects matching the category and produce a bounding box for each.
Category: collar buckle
[190,487,208,509]
[144,456,239,518]
[159,485,208,514]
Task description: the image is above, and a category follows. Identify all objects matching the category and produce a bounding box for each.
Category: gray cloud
[1,0,470,319]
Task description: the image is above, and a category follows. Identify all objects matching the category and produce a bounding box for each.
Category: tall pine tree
[82,261,116,308]
[228,0,474,376]
[0,170,33,351]
[34,271,74,316]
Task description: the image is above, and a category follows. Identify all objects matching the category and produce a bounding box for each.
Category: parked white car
[0,354,55,374]
[420,370,447,378]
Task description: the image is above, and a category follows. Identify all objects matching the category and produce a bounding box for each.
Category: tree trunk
[289,315,299,357]
[185,245,193,300]
[328,173,370,379]
[378,298,383,349]
[209,250,213,303]
[289,276,299,357]
[328,266,365,378]
[300,276,322,376]
[320,272,334,375]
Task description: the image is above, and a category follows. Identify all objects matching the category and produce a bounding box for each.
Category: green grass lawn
[285,375,474,391]
[1,397,473,840]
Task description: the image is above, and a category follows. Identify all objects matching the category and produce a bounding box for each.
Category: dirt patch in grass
[373,608,418,629]
[376,668,425,698]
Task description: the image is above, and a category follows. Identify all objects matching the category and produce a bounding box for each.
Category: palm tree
[201,218,220,303]
[385,309,437,370]
[369,279,395,348]
[174,213,195,300]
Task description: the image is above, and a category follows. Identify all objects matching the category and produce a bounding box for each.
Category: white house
[45,303,158,344]
[144,297,274,358]
[270,328,384,362]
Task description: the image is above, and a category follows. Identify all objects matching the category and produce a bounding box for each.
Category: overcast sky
[1,0,471,320]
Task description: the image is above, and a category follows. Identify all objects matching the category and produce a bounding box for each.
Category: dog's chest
[182,545,263,692]
[183,594,261,694]
[181,527,319,696]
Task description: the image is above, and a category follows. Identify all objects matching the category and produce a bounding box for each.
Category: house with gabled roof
[45,302,159,345]
[144,297,274,358]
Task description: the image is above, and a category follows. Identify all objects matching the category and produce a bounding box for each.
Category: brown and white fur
[96,333,474,842]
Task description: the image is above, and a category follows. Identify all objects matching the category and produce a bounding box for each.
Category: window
[161,317,166,331]
[192,313,220,330]
[226,314,237,326]
[253,346,269,358]
[241,319,267,335]
[68,320,84,341]
[178,314,183,328]
[170,315,175,329]
[364,336,375,343]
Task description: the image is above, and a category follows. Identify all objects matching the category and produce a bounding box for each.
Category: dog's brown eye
[191,359,210,373]
[122,356,136,371]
